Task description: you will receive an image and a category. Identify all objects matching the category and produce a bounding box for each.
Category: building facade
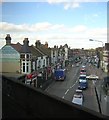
[103,43,109,73]
[0,34,21,73]
[0,34,51,74]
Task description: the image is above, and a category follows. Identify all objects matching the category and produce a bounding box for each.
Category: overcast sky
[0,0,108,49]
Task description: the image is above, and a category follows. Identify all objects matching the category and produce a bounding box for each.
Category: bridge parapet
[2,75,109,119]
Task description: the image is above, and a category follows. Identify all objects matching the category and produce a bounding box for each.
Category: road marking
[62,96,64,99]
[65,89,69,94]
[71,84,75,88]
[76,80,78,83]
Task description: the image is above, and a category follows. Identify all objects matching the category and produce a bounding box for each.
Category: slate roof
[20,44,31,53]
[11,42,22,52]
[36,44,51,57]
[11,42,31,53]
[2,38,51,59]
[29,45,44,58]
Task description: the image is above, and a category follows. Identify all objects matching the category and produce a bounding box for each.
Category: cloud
[0,22,65,32]
[89,28,107,36]
[71,25,87,33]
[46,0,108,11]
[0,22,107,49]
[64,2,80,10]
[60,25,87,34]
[47,0,81,10]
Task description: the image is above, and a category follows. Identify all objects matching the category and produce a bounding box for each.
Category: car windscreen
[80,69,86,72]
[79,76,86,80]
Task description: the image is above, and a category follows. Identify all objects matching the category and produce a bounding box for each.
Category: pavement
[91,66,109,116]
[85,63,109,116]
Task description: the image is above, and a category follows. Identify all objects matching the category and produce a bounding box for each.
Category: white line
[62,96,64,99]
[76,80,78,83]
[71,84,75,88]
[65,89,69,94]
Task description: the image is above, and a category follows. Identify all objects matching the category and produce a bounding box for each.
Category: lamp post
[89,39,104,47]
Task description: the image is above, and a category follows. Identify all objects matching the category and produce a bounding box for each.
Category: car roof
[76,89,83,93]
[80,68,86,70]
[82,65,85,67]
[79,74,86,77]
[74,94,81,98]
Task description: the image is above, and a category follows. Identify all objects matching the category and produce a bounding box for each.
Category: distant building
[51,45,59,66]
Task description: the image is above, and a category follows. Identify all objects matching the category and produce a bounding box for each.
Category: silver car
[72,89,83,105]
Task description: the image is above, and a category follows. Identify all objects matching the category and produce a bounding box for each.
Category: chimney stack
[5,34,11,45]
[44,42,48,48]
[35,40,41,47]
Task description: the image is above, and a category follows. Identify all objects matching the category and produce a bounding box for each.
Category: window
[23,63,25,72]
[27,54,29,59]
[20,54,25,59]
[38,60,41,68]
[43,59,45,67]
[27,63,29,72]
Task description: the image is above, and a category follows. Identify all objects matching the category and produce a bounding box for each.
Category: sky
[0,0,108,49]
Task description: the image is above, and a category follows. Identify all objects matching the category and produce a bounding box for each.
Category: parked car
[72,89,83,105]
[86,74,99,80]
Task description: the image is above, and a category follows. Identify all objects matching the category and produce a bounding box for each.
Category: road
[45,63,100,113]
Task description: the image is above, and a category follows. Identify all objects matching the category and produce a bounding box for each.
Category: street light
[89,38,104,68]
[89,39,104,47]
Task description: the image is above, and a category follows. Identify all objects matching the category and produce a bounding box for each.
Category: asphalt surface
[45,63,100,113]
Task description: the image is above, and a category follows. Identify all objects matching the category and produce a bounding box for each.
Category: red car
[80,68,86,75]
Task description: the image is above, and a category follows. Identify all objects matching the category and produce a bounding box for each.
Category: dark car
[78,81,88,90]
